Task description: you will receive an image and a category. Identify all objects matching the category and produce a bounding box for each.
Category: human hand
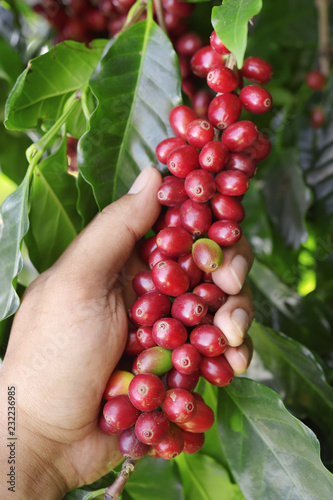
[0,166,254,499]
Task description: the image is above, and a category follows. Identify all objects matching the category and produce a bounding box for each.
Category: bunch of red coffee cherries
[98,31,273,461]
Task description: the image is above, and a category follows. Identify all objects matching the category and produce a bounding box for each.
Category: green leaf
[123,457,185,500]
[0,123,31,184]
[4,39,107,132]
[176,453,243,500]
[76,173,98,229]
[212,0,263,68]
[64,488,105,500]
[25,137,81,273]
[79,18,181,209]
[263,148,312,249]
[249,321,333,444]
[218,378,333,500]
[0,170,30,320]
[0,37,23,87]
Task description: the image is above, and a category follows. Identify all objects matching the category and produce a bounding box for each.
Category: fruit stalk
[315,0,330,76]
[104,458,137,500]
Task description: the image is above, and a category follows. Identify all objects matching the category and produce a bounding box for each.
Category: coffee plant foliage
[0,0,333,498]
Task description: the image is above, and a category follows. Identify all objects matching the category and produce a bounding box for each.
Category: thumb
[59,166,162,287]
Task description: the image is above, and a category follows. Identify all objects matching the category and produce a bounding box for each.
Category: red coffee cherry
[193,283,227,312]
[208,93,242,130]
[155,137,187,164]
[118,426,150,459]
[199,141,229,173]
[153,213,167,234]
[136,346,173,376]
[164,10,183,33]
[135,410,170,445]
[191,46,224,78]
[154,423,184,459]
[210,193,245,222]
[136,326,157,349]
[124,330,145,356]
[210,30,230,55]
[311,107,326,128]
[169,105,197,140]
[186,119,215,149]
[103,370,134,400]
[191,238,223,273]
[190,325,228,356]
[226,153,257,178]
[243,132,271,162]
[138,235,157,264]
[207,66,239,93]
[152,317,188,349]
[241,56,273,84]
[184,169,216,203]
[200,355,234,386]
[132,270,157,296]
[165,206,182,227]
[167,145,199,178]
[176,32,204,56]
[177,400,214,433]
[156,226,193,257]
[182,430,205,454]
[239,85,272,114]
[221,120,258,152]
[152,260,190,296]
[171,343,202,374]
[180,199,212,236]
[215,170,249,196]
[162,388,197,423]
[128,373,165,411]
[182,79,196,101]
[99,413,117,435]
[178,253,203,288]
[179,56,191,79]
[167,368,200,391]
[148,248,177,269]
[162,0,195,17]
[129,292,171,326]
[172,293,208,327]
[208,220,242,246]
[306,70,326,91]
[85,8,109,31]
[192,89,213,118]
[103,395,141,432]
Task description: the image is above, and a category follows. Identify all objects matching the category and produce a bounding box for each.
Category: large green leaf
[79,18,181,209]
[76,173,99,229]
[123,457,185,500]
[0,37,22,88]
[176,453,243,500]
[263,148,312,249]
[0,171,30,320]
[212,0,263,68]
[218,378,333,500]
[249,321,333,444]
[0,124,31,184]
[25,138,81,273]
[4,39,107,132]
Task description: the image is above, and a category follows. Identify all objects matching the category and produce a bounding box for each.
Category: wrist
[0,375,68,500]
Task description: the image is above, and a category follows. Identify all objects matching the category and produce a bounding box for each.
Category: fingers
[56,167,162,288]
[214,284,254,347]
[224,336,253,375]
[212,236,254,295]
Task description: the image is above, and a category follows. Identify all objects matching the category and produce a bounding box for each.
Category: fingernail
[231,308,249,338]
[229,255,248,291]
[128,166,154,194]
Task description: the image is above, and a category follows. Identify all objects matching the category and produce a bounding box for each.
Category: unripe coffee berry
[136,346,173,376]
[192,238,223,273]
[103,370,134,400]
